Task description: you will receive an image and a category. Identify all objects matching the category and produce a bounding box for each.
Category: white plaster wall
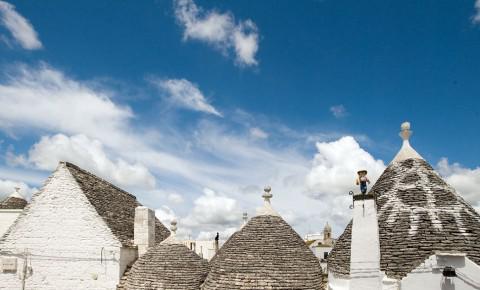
[400,255,480,290]
[0,210,22,238]
[328,271,350,290]
[350,198,382,290]
[119,247,137,278]
[0,164,124,290]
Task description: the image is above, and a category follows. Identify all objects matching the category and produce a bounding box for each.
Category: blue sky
[0,0,480,239]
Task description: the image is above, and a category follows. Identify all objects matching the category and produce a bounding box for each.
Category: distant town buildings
[305,222,336,272]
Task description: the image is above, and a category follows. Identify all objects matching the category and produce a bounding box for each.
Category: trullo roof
[202,186,323,290]
[121,221,210,290]
[327,122,480,279]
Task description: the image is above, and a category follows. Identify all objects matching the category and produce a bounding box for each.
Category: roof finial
[262,186,272,204]
[400,121,412,141]
[257,186,280,217]
[391,121,423,163]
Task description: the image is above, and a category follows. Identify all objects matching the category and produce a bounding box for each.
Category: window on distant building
[324,252,328,259]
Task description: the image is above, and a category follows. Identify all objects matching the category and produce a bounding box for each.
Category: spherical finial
[262,186,273,203]
[399,121,412,141]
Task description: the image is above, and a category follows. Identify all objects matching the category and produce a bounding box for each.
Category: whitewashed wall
[328,271,350,290]
[349,198,382,290]
[0,210,22,238]
[0,164,128,290]
[400,254,480,290]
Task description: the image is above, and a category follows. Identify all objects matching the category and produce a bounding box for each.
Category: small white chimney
[134,206,155,256]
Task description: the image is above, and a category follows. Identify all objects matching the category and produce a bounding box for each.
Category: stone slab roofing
[65,162,170,247]
[0,196,27,210]
[374,158,480,279]
[121,243,209,290]
[202,214,323,290]
[327,220,352,276]
[328,158,480,280]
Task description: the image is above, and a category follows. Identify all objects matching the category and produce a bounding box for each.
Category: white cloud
[8,134,156,190]
[0,64,133,145]
[249,127,268,139]
[167,192,185,204]
[0,178,37,200]
[0,1,42,49]
[155,205,177,226]
[174,0,259,66]
[0,62,385,239]
[183,188,241,227]
[473,0,480,24]
[330,105,347,118]
[437,158,480,208]
[153,78,222,116]
[305,136,386,198]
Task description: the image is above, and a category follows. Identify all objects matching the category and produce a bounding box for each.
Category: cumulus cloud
[174,0,259,66]
[153,78,222,116]
[330,105,347,118]
[8,134,156,190]
[437,158,480,209]
[0,1,42,49]
[183,188,241,227]
[473,0,480,24]
[155,205,177,225]
[305,136,386,198]
[0,178,37,200]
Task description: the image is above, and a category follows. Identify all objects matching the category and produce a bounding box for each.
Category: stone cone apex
[391,121,423,163]
[9,187,25,200]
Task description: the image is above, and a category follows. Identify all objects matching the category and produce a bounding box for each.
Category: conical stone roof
[0,187,27,210]
[202,187,323,290]
[122,221,210,290]
[328,122,480,280]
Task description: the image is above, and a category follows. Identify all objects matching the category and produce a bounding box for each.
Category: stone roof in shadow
[327,220,352,276]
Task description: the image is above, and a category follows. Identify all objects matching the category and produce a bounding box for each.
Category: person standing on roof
[356,170,370,194]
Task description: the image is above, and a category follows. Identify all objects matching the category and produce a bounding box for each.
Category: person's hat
[357,170,368,175]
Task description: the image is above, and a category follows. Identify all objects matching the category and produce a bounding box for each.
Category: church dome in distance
[202,186,324,290]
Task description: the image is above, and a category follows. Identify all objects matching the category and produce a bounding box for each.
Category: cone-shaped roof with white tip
[121,220,210,290]
[391,121,423,163]
[202,187,323,290]
[328,122,480,280]
[0,187,27,210]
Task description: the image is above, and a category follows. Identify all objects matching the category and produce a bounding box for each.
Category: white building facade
[0,162,169,290]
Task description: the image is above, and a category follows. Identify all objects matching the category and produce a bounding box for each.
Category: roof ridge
[63,161,137,199]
